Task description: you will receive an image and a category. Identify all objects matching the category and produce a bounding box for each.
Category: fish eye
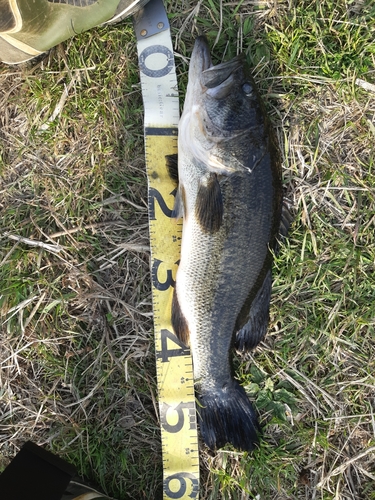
[242,82,253,95]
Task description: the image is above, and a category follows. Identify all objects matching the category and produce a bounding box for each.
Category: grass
[1,0,375,499]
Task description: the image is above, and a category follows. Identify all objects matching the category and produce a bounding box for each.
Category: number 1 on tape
[134,1,199,498]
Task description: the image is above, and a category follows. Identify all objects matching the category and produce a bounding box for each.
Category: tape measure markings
[145,127,178,136]
[145,134,199,500]
[134,1,199,498]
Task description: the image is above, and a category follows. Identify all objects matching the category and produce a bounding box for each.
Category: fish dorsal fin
[234,200,293,352]
[279,198,293,240]
[235,270,272,352]
[195,173,224,233]
[273,197,294,254]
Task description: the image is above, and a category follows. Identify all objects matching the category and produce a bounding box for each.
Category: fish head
[180,36,265,173]
[202,54,262,135]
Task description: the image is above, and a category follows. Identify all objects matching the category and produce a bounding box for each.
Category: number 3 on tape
[134,1,200,499]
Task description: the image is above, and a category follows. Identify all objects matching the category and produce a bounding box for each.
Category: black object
[0,441,76,500]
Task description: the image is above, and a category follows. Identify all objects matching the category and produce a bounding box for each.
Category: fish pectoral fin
[235,270,272,352]
[195,173,224,233]
[207,148,255,176]
[171,289,190,346]
[171,185,185,219]
[207,154,238,175]
[165,154,178,183]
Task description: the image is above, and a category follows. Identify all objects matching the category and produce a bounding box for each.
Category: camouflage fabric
[0,0,150,63]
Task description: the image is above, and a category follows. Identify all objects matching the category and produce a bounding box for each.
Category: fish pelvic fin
[171,288,190,346]
[235,269,272,352]
[172,184,186,219]
[197,379,260,452]
[195,173,223,233]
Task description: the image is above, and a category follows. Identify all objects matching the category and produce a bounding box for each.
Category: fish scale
[172,36,283,452]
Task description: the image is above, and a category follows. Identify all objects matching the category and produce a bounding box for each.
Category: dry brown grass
[1,1,375,499]
[0,25,161,498]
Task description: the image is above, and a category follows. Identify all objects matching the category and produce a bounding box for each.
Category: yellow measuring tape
[134,1,199,498]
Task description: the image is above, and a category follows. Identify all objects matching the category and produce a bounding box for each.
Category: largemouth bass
[171,36,283,452]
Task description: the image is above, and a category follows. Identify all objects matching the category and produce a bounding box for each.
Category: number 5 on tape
[134,1,200,499]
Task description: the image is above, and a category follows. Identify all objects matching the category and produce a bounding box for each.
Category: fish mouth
[190,36,213,78]
[187,37,244,102]
[185,36,212,100]
[202,56,243,88]
[182,36,213,114]
[202,55,244,100]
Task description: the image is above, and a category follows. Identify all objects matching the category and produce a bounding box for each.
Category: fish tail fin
[197,380,260,452]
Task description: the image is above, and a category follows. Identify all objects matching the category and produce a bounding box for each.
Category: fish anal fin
[195,173,223,233]
[165,154,178,183]
[235,270,272,352]
[171,288,190,346]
